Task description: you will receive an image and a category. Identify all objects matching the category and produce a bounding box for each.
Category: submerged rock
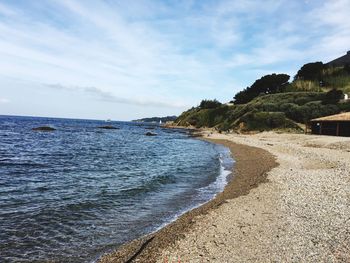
[188,133,202,138]
[32,126,56,131]
[98,126,119,130]
[145,132,157,136]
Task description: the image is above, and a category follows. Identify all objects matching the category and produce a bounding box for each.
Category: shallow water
[0,115,234,262]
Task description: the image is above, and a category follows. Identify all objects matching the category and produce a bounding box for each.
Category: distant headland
[132,116,177,123]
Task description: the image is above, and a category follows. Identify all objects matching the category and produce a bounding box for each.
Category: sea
[0,115,234,262]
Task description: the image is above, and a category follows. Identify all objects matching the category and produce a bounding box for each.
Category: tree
[295,62,325,81]
[233,87,253,105]
[233,73,290,104]
[322,89,343,104]
[199,99,222,109]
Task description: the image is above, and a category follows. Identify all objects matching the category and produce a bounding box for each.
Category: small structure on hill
[309,112,350,137]
[326,51,350,67]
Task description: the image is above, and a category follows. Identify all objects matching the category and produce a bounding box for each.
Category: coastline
[98,134,277,262]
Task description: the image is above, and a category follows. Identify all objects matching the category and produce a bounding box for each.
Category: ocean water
[0,115,234,262]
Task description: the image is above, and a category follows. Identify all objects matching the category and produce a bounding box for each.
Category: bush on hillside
[237,111,300,131]
[322,89,343,104]
[338,101,350,111]
[249,92,325,106]
[178,105,230,128]
[288,101,339,123]
[218,120,232,132]
[199,99,222,109]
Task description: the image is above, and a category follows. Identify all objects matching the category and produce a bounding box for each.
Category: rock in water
[145,132,157,136]
[98,126,119,129]
[32,126,56,131]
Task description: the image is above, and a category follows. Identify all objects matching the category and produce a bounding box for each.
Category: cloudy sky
[0,0,349,120]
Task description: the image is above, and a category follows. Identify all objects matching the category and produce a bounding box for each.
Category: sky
[0,0,349,121]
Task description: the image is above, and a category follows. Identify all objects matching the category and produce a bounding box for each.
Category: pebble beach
[158,132,350,262]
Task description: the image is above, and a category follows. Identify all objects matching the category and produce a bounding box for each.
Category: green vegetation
[237,111,300,132]
[322,89,343,104]
[176,92,343,132]
[175,56,350,133]
[199,99,222,109]
[295,62,324,81]
[176,105,230,128]
[234,73,290,104]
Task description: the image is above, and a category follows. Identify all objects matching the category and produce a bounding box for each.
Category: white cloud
[44,83,189,108]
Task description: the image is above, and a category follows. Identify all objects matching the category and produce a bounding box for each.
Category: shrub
[261,103,279,112]
[218,120,232,132]
[199,99,222,109]
[294,101,339,122]
[238,111,299,131]
[322,89,343,104]
[338,101,350,111]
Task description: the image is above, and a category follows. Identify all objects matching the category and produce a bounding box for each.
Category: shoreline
[98,135,278,262]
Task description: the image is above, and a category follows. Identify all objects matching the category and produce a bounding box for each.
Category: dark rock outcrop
[98,126,119,130]
[32,126,56,131]
[145,132,157,136]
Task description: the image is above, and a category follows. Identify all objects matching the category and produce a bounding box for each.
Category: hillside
[176,92,350,132]
[174,52,350,133]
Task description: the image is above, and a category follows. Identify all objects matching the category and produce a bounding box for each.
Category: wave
[0,160,48,168]
[120,174,177,196]
[152,148,234,233]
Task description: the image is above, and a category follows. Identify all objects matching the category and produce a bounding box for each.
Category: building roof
[326,51,350,67]
[311,112,350,122]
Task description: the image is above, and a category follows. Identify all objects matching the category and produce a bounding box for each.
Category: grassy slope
[291,66,350,94]
[176,92,350,132]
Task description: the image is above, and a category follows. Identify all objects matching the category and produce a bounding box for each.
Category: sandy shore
[99,131,350,262]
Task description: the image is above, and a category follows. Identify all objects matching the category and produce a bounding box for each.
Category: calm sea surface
[0,115,234,262]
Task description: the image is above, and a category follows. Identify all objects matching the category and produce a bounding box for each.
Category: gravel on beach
[158,132,350,262]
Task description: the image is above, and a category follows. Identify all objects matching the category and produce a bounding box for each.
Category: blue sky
[0,0,349,120]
